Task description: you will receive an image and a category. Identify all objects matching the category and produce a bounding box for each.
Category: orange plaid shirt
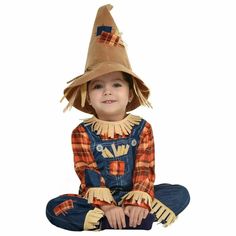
[72,118,155,209]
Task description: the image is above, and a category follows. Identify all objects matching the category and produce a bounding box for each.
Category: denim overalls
[82,118,146,203]
[46,120,190,231]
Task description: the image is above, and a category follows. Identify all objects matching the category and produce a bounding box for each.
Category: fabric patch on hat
[96,26,112,36]
[53,199,74,216]
[98,31,124,47]
[109,161,125,176]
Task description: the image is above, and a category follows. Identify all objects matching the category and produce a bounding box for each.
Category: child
[46,4,190,231]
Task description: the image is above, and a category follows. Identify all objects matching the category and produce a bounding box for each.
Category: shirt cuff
[92,199,116,207]
[122,200,150,210]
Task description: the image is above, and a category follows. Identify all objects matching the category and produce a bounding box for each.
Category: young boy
[46,4,190,231]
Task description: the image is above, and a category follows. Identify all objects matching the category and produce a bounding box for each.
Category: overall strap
[81,123,101,143]
[130,118,146,143]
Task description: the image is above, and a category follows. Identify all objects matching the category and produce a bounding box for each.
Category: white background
[0,0,236,235]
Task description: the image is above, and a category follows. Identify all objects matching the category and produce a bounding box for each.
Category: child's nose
[103,87,112,95]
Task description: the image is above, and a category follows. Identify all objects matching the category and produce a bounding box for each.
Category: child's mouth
[102,100,116,104]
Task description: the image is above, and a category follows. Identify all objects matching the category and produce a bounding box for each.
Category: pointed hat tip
[99,4,113,11]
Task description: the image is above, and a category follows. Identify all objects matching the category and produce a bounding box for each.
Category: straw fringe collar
[83,114,142,138]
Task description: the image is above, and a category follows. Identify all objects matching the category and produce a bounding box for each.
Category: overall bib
[83,118,146,204]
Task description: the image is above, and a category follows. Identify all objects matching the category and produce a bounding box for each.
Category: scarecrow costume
[46,4,190,231]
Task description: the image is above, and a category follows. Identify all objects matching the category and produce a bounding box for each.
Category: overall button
[131,139,137,146]
[96,144,103,152]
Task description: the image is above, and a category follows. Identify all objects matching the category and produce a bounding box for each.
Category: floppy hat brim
[64,61,150,114]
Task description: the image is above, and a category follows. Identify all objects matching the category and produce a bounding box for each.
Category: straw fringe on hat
[61,4,152,114]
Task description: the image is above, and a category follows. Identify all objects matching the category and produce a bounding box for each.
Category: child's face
[87,71,133,121]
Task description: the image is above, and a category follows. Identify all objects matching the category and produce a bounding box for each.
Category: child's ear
[87,96,92,105]
[129,90,134,102]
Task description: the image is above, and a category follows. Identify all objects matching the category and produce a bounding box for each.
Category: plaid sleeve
[122,122,155,209]
[72,124,115,206]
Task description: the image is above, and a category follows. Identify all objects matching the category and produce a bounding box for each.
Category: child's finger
[143,209,148,219]
[107,216,114,229]
[117,216,123,229]
[117,211,126,229]
[137,212,143,225]
[129,209,135,227]
[131,210,139,227]
[124,207,130,217]
[121,212,126,228]
[110,213,117,229]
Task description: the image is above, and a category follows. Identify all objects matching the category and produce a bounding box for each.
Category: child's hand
[124,205,149,228]
[100,205,126,229]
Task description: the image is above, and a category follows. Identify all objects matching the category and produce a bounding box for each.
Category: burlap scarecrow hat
[62,4,151,114]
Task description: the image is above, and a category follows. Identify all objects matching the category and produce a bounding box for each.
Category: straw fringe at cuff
[119,190,152,208]
[150,198,177,227]
[83,207,104,230]
[84,187,115,204]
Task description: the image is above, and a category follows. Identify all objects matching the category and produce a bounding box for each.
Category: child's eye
[113,83,122,87]
[93,84,103,89]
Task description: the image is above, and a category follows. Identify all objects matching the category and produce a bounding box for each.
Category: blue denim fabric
[154,184,190,215]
